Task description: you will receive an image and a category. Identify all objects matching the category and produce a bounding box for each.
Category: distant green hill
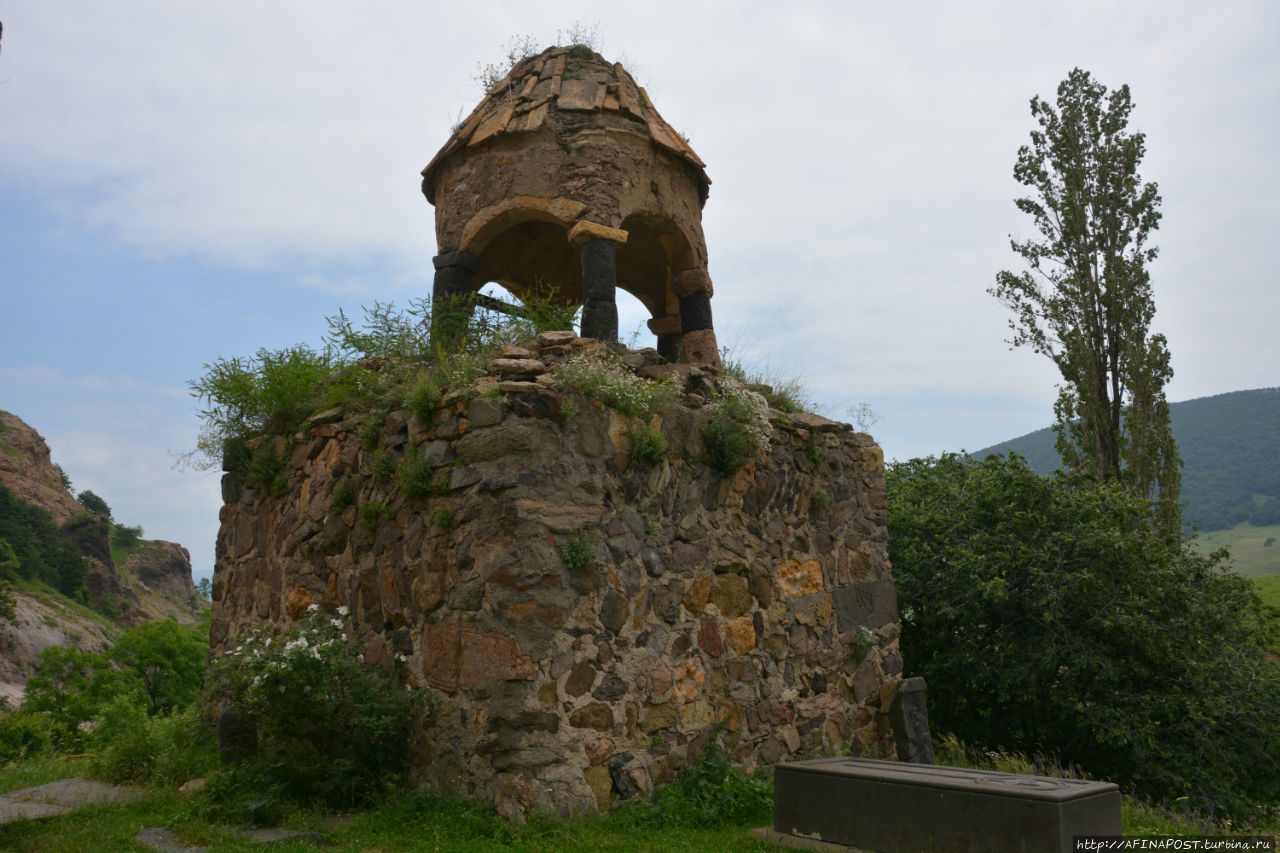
[974,387,1280,533]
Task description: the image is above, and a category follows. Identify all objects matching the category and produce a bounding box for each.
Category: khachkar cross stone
[421,44,721,367]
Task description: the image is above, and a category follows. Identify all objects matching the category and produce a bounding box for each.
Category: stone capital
[433,249,480,272]
[568,220,629,248]
[646,315,683,336]
[672,268,712,296]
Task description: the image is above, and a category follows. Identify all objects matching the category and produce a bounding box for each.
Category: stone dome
[421,45,720,367]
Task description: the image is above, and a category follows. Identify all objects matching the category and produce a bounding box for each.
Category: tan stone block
[681,328,721,368]
[779,724,801,754]
[709,574,751,618]
[568,219,629,247]
[570,702,614,731]
[645,315,682,336]
[514,499,606,533]
[683,574,712,615]
[776,559,824,597]
[642,701,678,734]
[672,268,711,296]
[671,657,705,703]
[724,615,756,655]
[585,737,614,765]
[584,764,613,811]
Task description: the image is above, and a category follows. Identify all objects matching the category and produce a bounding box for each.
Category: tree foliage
[76,489,112,520]
[991,68,1180,534]
[21,620,208,745]
[0,482,87,596]
[109,619,207,715]
[888,453,1280,818]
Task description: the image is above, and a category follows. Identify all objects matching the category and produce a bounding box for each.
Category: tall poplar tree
[991,68,1181,534]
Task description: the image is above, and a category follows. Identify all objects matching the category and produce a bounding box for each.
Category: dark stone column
[673,268,720,368]
[677,291,713,333]
[656,334,682,363]
[431,249,479,347]
[579,238,619,343]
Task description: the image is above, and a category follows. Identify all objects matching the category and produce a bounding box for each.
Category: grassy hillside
[975,387,1280,534]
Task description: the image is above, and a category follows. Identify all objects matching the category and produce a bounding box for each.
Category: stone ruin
[422,45,719,367]
[209,46,904,819]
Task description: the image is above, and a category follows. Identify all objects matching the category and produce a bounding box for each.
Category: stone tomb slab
[772,757,1121,853]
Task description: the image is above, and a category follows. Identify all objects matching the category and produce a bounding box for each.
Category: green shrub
[703,386,771,477]
[357,412,386,450]
[553,354,680,419]
[889,453,1280,819]
[209,606,426,808]
[189,345,335,467]
[109,619,208,715]
[0,711,57,762]
[397,448,442,498]
[561,529,594,570]
[111,523,144,547]
[625,743,771,828]
[360,501,391,536]
[405,373,442,423]
[810,487,831,510]
[90,700,219,785]
[332,478,356,509]
[75,490,112,520]
[1,483,88,596]
[431,506,455,529]
[368,450,395,482]
[21,645,142,745]
[628,421,668,464]
[243,442,283,489]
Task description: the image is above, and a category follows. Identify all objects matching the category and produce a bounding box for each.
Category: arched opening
[474,219,580,308]
[617,214,696,358]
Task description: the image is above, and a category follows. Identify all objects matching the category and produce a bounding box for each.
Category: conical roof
[422,45,709,204]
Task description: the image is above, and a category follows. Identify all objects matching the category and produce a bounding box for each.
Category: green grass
[6,731,1278,852]
[1254,573,1280,611]
[0,783,788,852]
[1192,521,1280,578]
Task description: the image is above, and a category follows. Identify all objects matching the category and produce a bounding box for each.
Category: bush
[888,453,1280,818]
[0,483,88,596]
[208,606,426,808]
[560,530,594,570]
[0,712,58,762]
[626,743,772,828]
[90,700,219,785]
[21,645,142,745]
[553,355,681,420]
[75,490,112,520]
[109,620,207,715]
[703,385,771,476]
[397,448,442,498]
[111,523,143,547]
[627,421,668,464]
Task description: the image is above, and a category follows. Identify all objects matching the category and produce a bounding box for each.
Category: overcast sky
[2,1,1276,584]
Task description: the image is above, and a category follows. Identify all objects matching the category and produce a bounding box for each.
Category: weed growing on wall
[553,354,680,419]
[209,606,426,809]
[561,529,594,569]
[628,420,668,463]
[704,385,771,476]
[187,294,576,472]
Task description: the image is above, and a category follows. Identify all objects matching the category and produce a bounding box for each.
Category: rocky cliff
[0,410,83,525]
[0,410,205,705]
[212,334,902,817]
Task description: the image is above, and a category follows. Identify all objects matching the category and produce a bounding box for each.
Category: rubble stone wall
[211,335,901,818]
